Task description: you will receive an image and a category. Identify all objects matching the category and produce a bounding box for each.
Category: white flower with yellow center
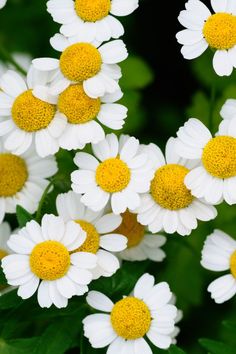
[83,273,179,351]
[71,134,154,215]
[32,35,127,99]
[2,214,98,308]
[136,138,217,236]
[0,142,57,223]
[0,223,11,261]
[47,0,139,43]
[176,118,236,205]
[201,229,236,303]
[56,191,127,279]
[0,68,67,157]
[176,0,236,76]
[115,210,166,262]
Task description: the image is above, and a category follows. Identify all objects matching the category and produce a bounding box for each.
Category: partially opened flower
[176,0,236,76]
[47,0,139,43]
[2,214,98,308]
[201,229,236,303]
[56,191,127,279]
[83,273,179,352]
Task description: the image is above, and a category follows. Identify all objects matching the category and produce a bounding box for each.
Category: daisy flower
[0,222,11,261]
[56,191,127,279]
[136,138,217,236]
[0,68,67,157]
[176,0,236,76]
[0,142,57,223]
[32,34,128,99]
[175,118,236,205]
[83,273,179,352]
[71,134,154,215]
[2,214,98,308]
[47,0,139,43]
[201,229,236,303]
[115,210,166,262]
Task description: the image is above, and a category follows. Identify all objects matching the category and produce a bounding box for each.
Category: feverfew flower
[2,215,97,308]
[47,0,138,43]
[83,273,179,352]
[177,0,236,76]
[201,229,236,303]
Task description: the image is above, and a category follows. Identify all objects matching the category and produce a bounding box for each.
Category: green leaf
[16,205,33,228]
[168,345,187,354]
[0,337,39,354]
[199,338,236,354]
[0,289,23,310]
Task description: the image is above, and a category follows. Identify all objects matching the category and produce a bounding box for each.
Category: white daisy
[71,133,154,215]
[136,138,217,236]
[0,0,7,9]
[176,0,236,76]
[83,273,178,352]
[175,118,236,205]
[2,214,98,308]
[0,222,11,260]
[201,229,236,303]
[115,210,166,262]
[32,35,128,99]
[47,0,139,43]
[0,141,57,223]
[56,191,127,279]
[0,68,67,157]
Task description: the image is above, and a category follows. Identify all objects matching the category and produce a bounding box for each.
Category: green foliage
[16,206,33,228]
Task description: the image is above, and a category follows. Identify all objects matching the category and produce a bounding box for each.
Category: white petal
[86,291,114,312]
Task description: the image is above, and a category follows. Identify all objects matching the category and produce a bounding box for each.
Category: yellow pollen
[0,154,28,197]
[111,297,151,340]
[115,211,145,248]
[72,220,100,254]
[202,136,236,179]
[151,164,193,210]
[203,13,236,50]
[0,249,8,260]
[60,43,102,82]
[75,0,111,22]
[58,84,101,124]
[230,250,236,278]
[12,90,56,132]
[96,158,131,193]
[30,241,70,281]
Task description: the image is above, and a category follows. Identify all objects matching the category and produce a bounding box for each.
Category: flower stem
[0,46,27,76]
[208,84,216,133]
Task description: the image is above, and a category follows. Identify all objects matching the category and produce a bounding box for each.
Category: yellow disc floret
[115,211,145,248]
[0,154,28,197]
[151,164,193,210]
[202,136,236,179]
[75,0,111,22]
[111,297,151,340]
[12,90,56,132]
[30,241,70,281]
[96,158,131,193]
[60,43,102,82]
[73,220,100,254]
[203,13,236,50]
[58,84,101,124]
[230,250,236,278]
[0,249,8,260]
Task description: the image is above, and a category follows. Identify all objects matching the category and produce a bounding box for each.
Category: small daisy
[176,0,236,76]
[0,222,11,260]
[56,191,127,279]
[115,210,166,262]
[201,229,236,303]
[175,118,236,205]
[71,133,154,215]
[47,0,139,43]
[32,34,128,99]
[83,273,179,352]
[2,214,98,308]
[136,138,217,236]
[0,141,57,223]
[0,68,67,157]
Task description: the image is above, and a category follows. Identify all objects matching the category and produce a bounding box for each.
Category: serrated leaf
[199,338,235,354]
[16,205,33,228]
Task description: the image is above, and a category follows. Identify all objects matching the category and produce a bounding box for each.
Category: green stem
[0,46,27,76]
[35,179,54,223]
[208,84,216,133]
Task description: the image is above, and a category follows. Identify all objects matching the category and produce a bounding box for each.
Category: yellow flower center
[58,84,101,124]
[111,297,151,340]
[0,249,8,260]
[202,136,236,179]
[60,43,102,82]
[0,154,28,197]
[203,13,236,50]
[115,211,145,248]
[96,158,131,193]
[230,250,236,278]
[75,0,111,22]
[72,220,100,254]
[12,90,56,132]
[30,241,70,281]
[151,164,193,210]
